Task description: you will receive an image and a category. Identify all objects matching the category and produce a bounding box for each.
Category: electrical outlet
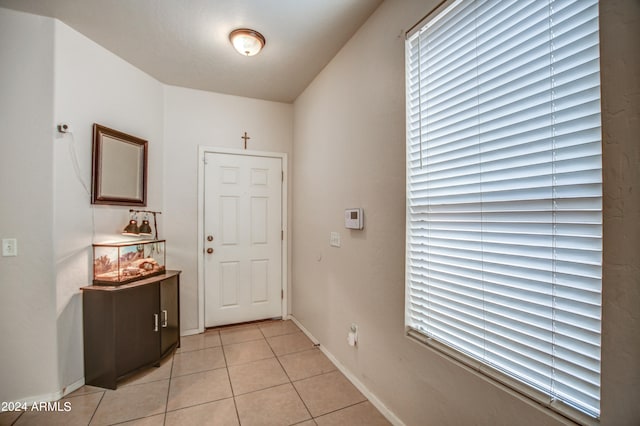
[2,239,17,256]
[351,323,358,335]
[348,323,358,347]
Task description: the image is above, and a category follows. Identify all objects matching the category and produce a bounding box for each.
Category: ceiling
[0,0,383,103]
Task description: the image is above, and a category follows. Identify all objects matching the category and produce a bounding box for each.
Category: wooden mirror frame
[91,124,148,206]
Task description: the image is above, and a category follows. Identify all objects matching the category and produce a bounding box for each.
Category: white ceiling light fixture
[229,28,266,57]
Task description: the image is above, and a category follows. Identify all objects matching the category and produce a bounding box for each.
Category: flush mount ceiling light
[229,28,266,56]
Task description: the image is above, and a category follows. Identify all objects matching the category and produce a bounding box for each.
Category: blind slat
[406,0,602,419]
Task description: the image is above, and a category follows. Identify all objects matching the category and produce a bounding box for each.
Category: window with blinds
[405,0,602,420]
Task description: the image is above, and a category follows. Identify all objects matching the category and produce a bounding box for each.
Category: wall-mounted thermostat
[345,208,364,230]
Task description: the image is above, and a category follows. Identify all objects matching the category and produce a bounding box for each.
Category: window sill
[406,329,599,426]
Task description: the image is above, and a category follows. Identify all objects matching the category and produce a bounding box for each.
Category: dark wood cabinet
[81,270,181,389]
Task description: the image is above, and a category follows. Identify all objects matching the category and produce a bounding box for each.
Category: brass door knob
[207,235,214,241]
[207,248,214,254]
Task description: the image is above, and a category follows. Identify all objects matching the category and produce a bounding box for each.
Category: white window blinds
[405,0,602,419]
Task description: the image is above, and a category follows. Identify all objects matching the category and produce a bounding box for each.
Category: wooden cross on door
[241,132,251,150]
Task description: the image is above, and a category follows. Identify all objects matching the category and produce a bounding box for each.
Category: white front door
[203,152,283,327]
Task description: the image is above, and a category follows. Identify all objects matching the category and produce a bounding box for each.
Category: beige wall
[292,0,640,425]
[599,0,640,424]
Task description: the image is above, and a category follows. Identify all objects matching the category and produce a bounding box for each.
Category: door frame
[197,146,288,333]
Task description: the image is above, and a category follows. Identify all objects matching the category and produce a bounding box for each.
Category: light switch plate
[330,232,341,248]
[2,238,17,256]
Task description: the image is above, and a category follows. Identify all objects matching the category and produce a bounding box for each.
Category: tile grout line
[162,351,176,426]
[228,321,316,423]
[311,399,371,422]
[162,397,236,415]
[6,321,379,426]
[163,335,239,420]
[169,364,228,380]
[220,333,243,425]
[225,322,319,424]
[146,322,348,424]
[171,344,228,379]
[288,366,339,384]
[228,327,289,401]
[268,325,315,424]
[272,322,375,423]
[87,388,106,426]
[106,356,175,426]
[9,409,24,426]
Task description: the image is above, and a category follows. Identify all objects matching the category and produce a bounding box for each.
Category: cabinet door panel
[114,282,160,376]
[83,291,117,388]
[160,276,179,355]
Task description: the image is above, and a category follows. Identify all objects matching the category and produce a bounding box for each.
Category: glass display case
[92,240,166,285]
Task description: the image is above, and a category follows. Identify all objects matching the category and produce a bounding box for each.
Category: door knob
[207,248,214,254]
[207,235,214,241]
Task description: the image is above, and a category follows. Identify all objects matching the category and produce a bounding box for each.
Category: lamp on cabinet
[122,212,140,236]
[122,209,161,239]
[139,214,153,236]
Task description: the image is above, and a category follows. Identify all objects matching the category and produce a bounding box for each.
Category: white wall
[163,86,293,333]
[53,20,165,391]
[0,8,59,403]
[292,0,640,425]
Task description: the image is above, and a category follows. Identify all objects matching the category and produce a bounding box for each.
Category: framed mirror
[91,124,147,206]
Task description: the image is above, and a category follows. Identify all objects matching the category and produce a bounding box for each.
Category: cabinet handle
[154,314,159,332]
[162,310,168,328]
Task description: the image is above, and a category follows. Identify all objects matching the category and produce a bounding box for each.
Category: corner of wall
[0,7,60,403]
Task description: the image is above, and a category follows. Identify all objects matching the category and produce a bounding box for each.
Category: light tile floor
[1,320,390,426]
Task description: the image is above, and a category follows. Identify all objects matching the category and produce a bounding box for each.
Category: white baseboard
[180,327,203,337]
[288,316,405,426]
[12,376,85,406]
[287,315,319,344]
[61,377,85,398]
